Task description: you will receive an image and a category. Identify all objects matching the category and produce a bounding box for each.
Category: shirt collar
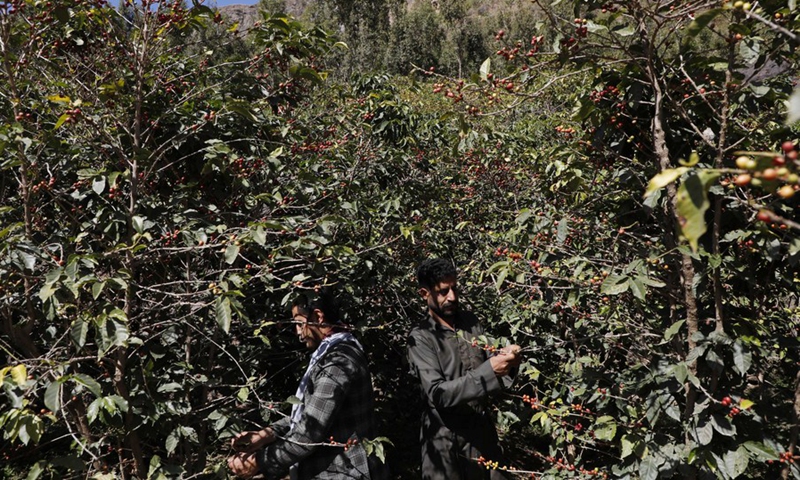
[426,311,460,331]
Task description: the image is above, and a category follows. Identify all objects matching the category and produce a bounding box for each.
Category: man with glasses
[227,288,385,479]
[407,258,522,479]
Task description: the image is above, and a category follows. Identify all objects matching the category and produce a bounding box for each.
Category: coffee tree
[3,0,800,478]
[418,0,800,478]
[0,0,357,477]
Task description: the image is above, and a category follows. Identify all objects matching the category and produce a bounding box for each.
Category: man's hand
[231,428,276,452]
[227,452,259,478]
[490,344,523,377]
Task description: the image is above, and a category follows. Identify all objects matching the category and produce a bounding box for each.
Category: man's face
[292,306,323,349]
[423,276,459,322]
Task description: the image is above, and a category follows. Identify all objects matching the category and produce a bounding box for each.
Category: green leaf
[516,208,531,225]
[11,364,27,386]
[711,413,736,437]
[593,415,617,441]
[224,244,240,265]
[70,317,89,348]
[38,283,57,302]
[636,275,667,288]
[92,281,106,300]
[54,113,69,130]
[237,387,249,403]
[664,320,685,341]
[25,460,46,480]
[556,218,569,245]
[165,429,180,455]
[725,446,749,478]
[479,58,491,81]
[787,87,800,124]
[679,151,700,167]
[672,362,688,383]
[629,277,646,300]
[639,456,662,480]
[226,100,258,123]
[676,170,721,252]
[289,64,324,84]
[585,20,607,33]
[685,344,707,363]
[132,216,145,235]
[71,373,102,397]
[600,274,629,295]
[110,395,128,413]
[742,441,778,461]
[286,395,301,405]
[361,437,393,463]
[87,398,101,424]
[215,297,232,333]
[47,95,71,104]
[148,455,162,479]
[18,414,43,445]
[621,435,635,459]
[44,381,62,413]
[92,176,106,194]
[683,9,724,45]
[739,38,761,66]
[644,167,688,198]
[253,226,266,245]
[15,250,36,271]
[732,340,752,376]
[495,266,509,292]
[612,25,635,37]
[693,416,714,445]
[157,383,183,393]
[749,84,770,97]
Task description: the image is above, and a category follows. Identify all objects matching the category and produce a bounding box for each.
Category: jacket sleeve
[257,350,354,480]
[470,316,516,389]
[407,330,501,409]
[269,415,291,437]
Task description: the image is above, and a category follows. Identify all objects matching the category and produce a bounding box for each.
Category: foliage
[2,0,800,479]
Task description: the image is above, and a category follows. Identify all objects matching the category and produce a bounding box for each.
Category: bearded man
[407,258,521,480]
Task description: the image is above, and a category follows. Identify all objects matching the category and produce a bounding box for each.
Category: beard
[432,301,458,320]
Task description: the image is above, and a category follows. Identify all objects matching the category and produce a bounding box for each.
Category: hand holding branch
[230,428,276,453]
[490,344,523,376]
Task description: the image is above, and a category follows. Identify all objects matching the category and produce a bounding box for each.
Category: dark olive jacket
[407,311,511,480]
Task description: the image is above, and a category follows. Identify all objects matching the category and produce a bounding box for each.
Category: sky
[108,0,260,7]
[205,0,259,6]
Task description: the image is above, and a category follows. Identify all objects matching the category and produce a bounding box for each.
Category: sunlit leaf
[593,415,617,441]
[601,274,629,295]
[44,381,62,413]
[676,170,721,251]
[732,340,752,376]
[787,87,800,124]
[479,58,491,81]
[644,167,688,198]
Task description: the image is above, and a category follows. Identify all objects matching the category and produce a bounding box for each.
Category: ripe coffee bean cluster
[720,396,746,417]
[328,436,358,452]
[521,394,540,409]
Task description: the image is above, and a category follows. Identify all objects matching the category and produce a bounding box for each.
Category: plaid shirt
[257,339,386,480]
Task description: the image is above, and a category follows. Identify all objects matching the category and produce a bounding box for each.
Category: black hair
[417,258,457,290]
[291,286,342,324]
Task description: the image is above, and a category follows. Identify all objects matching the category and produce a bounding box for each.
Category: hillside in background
[219,3,259,30]
[219,0,548,77]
